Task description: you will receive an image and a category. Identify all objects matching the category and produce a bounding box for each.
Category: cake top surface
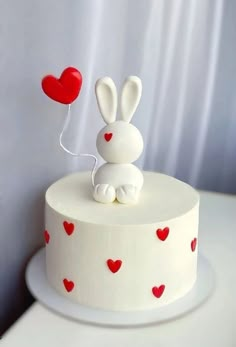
[45,171,199,226]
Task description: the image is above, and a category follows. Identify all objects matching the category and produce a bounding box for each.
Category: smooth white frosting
[45,171,199,311]
[46,171,199,224]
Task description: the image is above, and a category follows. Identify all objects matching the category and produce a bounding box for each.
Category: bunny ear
[95,77,117,124]
[120,76,142,123]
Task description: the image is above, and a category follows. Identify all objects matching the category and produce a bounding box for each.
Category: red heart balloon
[41,67,82,104]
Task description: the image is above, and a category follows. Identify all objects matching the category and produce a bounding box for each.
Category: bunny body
[94,163,143,188]
[93,76,144,204]
[94,163,143,204]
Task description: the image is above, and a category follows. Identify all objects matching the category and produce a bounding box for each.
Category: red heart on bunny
[41,67,82,104]
[104,133,113,142]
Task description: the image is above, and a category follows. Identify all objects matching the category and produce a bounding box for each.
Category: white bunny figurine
[93,76,144,204]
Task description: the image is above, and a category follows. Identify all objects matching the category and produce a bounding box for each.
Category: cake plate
[26,248,215,327]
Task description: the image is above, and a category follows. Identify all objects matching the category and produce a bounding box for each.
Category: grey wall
[1,0,236,334]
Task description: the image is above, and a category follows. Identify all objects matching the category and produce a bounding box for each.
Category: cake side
[44,171,199,311]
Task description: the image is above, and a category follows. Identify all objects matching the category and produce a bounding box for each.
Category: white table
[2,191,236,347]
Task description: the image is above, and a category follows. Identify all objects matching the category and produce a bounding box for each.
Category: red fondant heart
[152,285,165,298]
[191,238,197,252]
[104,133,113,142]
[63,278,74,292]
[156,227,169,241]
[44,230,50,244]
[107,259,122,273]
[63,221,74,236]
[41,67,82,104]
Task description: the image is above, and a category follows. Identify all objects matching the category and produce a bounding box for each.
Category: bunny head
[95,76,143,164]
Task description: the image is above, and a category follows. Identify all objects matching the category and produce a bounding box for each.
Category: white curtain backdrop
[1,0,235,333]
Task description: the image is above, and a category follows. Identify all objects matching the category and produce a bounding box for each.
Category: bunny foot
[116,185,139,204]
[93,184,116,203]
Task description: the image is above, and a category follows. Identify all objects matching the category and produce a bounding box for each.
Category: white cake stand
[25,248,215,327]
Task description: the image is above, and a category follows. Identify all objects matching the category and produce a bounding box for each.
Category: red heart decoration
[63,278,74,292]
[107,259,122,273]
[104,133,113,142]
[41,67,82,104]
[44,230,50,244]
[63,221,74,236]
[191,238,197,252]
[156,227,169,241]
[152,285,165,298]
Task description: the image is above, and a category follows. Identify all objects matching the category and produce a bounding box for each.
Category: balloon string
[59,104,98,187]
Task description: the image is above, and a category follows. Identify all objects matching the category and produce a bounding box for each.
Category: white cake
[41,71,200,312]
[44,171,199,311]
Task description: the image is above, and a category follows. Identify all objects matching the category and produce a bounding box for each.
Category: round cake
[44,171,199,311]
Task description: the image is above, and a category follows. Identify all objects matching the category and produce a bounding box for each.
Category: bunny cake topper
[93,76,144,204]
[41,68,143,204]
